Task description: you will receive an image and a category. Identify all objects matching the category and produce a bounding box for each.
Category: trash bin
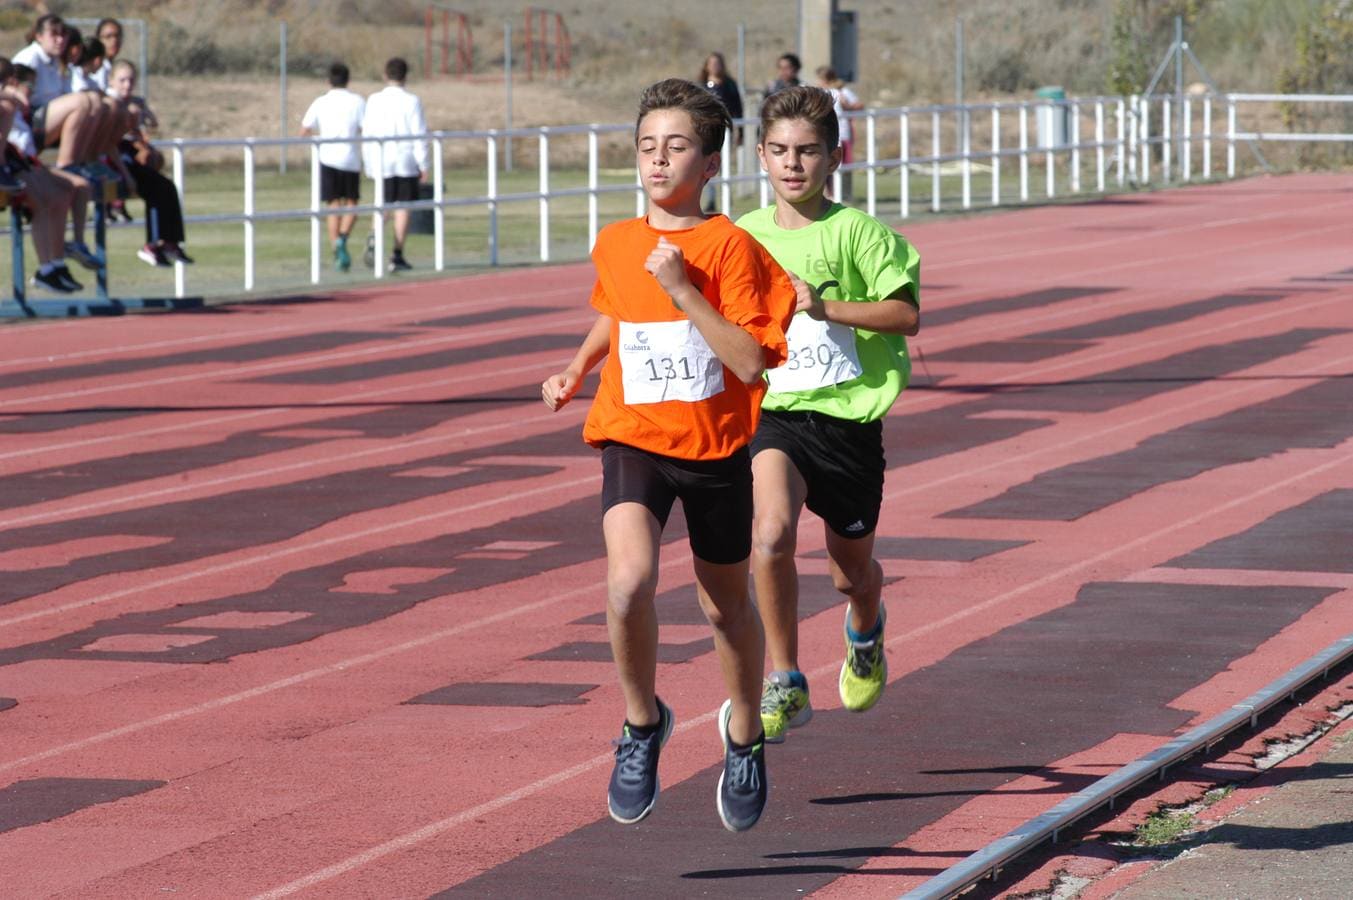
[410,183,436,235]
[1035,86,1068,149]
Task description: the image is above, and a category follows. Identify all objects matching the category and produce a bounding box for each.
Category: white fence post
[372,140,385,278]
[1070,100,1081,193]
[931,109,941,212]
[1095,100,1105,193]
[1045,111,1055,198]
[1227,97,1236,177]
[1117,97,1127,187]
[309,141,320,284]
[538,131,550,262]
[1182,98,1192,181]
[1019,103,1029,202]
[433,137,444,271]
[865,112,877,217]
[990,106,1000,206]
[1140,96,1151,184]
[899,111,910,218]
[487,133,499,266]
[1203,96,1212,179]
[720,127,732,214]
[243,139,255,291]
[172,143,186,299]
[587,126,599,251]
[961,107,971,210]
[1162,96,1172,181]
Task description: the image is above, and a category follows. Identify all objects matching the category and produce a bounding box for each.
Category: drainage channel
[901,632,1353,900]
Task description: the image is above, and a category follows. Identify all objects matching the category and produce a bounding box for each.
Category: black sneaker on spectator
[163,244,195,265]
[55,265,83,292]
[137,244,169,267]
[65,241,100,270]
[31,267,76,293]
[388,252,412,273]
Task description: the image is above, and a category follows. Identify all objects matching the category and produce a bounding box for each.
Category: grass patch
[1134,807,1197,847]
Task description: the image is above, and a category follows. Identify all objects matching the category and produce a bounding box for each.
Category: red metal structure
[523,7,570,80]
[424,6,473,78]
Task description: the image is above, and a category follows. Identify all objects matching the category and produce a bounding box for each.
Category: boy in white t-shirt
[301,62,366,272]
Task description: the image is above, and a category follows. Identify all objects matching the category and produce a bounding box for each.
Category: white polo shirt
[361,84,428,178]
[12,42,70,109]
[301,88,365,173]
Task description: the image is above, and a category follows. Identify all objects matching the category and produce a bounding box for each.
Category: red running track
[1,174,1351,898]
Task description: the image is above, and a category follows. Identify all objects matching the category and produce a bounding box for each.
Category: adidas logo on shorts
[844,519,867,533]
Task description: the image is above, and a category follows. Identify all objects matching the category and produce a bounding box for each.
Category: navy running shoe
[716,699,768,832]
[607,697,674,824]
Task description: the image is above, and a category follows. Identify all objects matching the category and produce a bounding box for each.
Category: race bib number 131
[619,320,725,405]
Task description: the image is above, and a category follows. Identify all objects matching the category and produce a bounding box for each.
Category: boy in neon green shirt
[736,85,920,741]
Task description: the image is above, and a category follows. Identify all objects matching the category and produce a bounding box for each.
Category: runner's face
[636,109,716,210]
[99,27,123,58]
[759,118,839,205]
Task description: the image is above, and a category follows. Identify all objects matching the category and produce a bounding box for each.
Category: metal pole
[865,112,876,216]
[539,131,550,262]
[587,127,599,250]
[736,23,746,108]
[1174,15,1184,180]
[172,144,185,297]
[309,142,320,283]
[990,107,1000,206]
[279,22,287,175]
[433,138,444,271]
[1227,98,1236,177]
[1019,103,1028,201]
[244,141,255,291]
[900,111,910,218]
[1203,95,1212,179]
[930,109,940,212]
[504,23,514,172]
[487,134,499,265]
[955,17,964,109]
[138,20,149,101]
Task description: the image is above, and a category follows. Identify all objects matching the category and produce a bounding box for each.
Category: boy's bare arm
[542,313,611,410]
[790,274,919,336]
[646,238,766,385]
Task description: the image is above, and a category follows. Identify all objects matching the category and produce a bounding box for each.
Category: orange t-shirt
[583,215,795,461]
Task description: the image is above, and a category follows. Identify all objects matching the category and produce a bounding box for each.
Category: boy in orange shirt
[542,78,795,831]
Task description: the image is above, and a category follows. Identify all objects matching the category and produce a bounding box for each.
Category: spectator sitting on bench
[5,62,98,272]
[14,13,133,190]
[108,60,192,267]
[0,57,85,293]
[72,38,107,93]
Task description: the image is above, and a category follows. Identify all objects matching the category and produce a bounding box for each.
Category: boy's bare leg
[825,530,883,634]
[602,502,662,728]
[693,556,764,745]
[392,208,410,252]
[339,200,356,237]
[750,448,808,672]
[326,203,341,243]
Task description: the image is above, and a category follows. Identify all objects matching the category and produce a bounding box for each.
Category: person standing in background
[301,62,365,272]
[361,57,427,274]
[815,66,862,200]
[699,51,742,212]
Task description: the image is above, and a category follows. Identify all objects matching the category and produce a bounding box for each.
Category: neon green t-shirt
[736,203,920,423]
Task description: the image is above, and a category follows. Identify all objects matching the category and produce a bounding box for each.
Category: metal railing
[58,91,1352,298]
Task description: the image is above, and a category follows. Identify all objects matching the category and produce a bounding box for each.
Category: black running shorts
[320,164,360,202]
[600,442,753,565]
[751,409,885,539]
[381,175,420,203]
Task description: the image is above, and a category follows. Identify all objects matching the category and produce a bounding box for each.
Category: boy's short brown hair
[759,84,839,151]
[635,78,732,155]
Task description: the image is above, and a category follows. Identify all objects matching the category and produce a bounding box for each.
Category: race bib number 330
[767,313,863,393]
[619,320,725,405]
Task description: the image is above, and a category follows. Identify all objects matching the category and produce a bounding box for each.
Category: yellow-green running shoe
[759,670,812,743]
[839,604,887,711]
